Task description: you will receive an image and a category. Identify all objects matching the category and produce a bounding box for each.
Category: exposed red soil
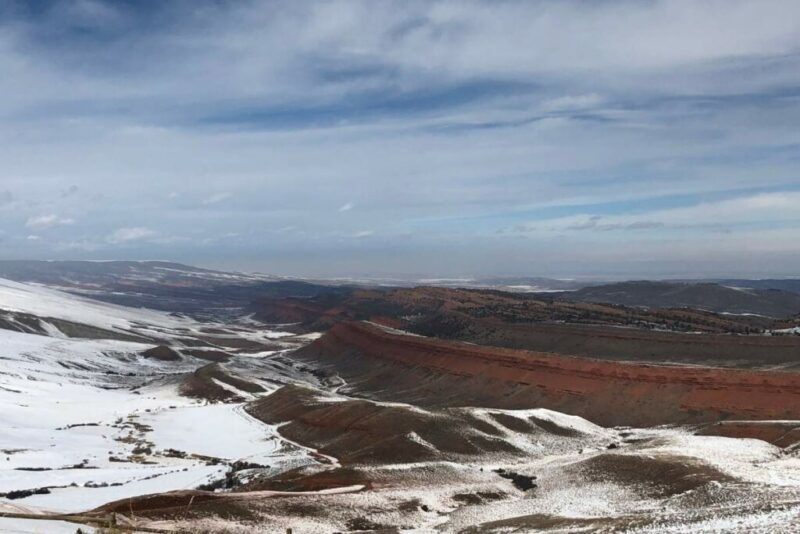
[90,485,365,519]
[256,298,344,324]
[295,321,800,427]
[179,363,265,403]
[242,466,374,492]
[697,421,800,447]
[245,385,546,464]
[92,490,225,515]
[254,286,800,368]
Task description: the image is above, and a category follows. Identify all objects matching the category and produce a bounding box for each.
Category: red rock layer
[296,321,800,427]
[697,421,800,447]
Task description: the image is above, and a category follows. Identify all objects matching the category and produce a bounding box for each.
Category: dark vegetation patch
[141,345,181,361]
[56,422,100,430]
[494,469,537,491]
[197,461,270,492]
[16,459,94,471]
[183,348,232,362]
[398,499,429,512]
[0,449,27,455]
[562,281,800,319]
[1,487,51,499]
[453,491,507,505]
[346,517,392,531]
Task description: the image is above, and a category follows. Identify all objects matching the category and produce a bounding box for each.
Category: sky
[0,0,799,279]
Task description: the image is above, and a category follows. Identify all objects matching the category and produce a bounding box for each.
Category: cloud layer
[0,0,798,277]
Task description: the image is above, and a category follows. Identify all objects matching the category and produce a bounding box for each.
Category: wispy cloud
[515,191,800,235]
[25,214,74,230]
[201,193,232,206]
[0,1,799,276]
[107,226,157,244]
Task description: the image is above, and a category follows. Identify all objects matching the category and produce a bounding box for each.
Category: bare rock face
[696,421,800,447]
[295,321,800,427]
[246,384,603,465]
[141,345,181,361]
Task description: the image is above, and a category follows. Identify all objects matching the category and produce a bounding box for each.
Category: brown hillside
[294,321,800,427]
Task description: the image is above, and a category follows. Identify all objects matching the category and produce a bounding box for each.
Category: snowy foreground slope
[0,331,306,510]
[0,278,320,532]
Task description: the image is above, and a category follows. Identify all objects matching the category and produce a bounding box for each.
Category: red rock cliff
[295,321,800,427]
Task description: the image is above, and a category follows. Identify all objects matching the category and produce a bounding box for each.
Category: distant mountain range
[0,260,347,315]
[556,280,800,318]
[0,260,798,318]
[709,278,800,294]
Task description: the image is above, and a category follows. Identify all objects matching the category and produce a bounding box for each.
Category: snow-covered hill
[0,279,318,527]
[0,276,192,338]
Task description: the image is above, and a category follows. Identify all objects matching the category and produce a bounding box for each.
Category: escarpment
[293,321,800,427]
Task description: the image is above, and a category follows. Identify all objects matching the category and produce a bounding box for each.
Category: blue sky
[0,0,799,278]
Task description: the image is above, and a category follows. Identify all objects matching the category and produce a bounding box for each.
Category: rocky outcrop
[294,321,800,427]
[246,384,605,465]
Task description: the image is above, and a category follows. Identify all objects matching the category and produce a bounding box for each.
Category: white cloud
[107,227,157,244]
[1,2,799,275]
[201,193,233,206]
[518,192,800,235]
[542,94,605,112]
[25,214,74,230]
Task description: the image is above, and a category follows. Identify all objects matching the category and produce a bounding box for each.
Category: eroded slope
[294,321,800,427]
